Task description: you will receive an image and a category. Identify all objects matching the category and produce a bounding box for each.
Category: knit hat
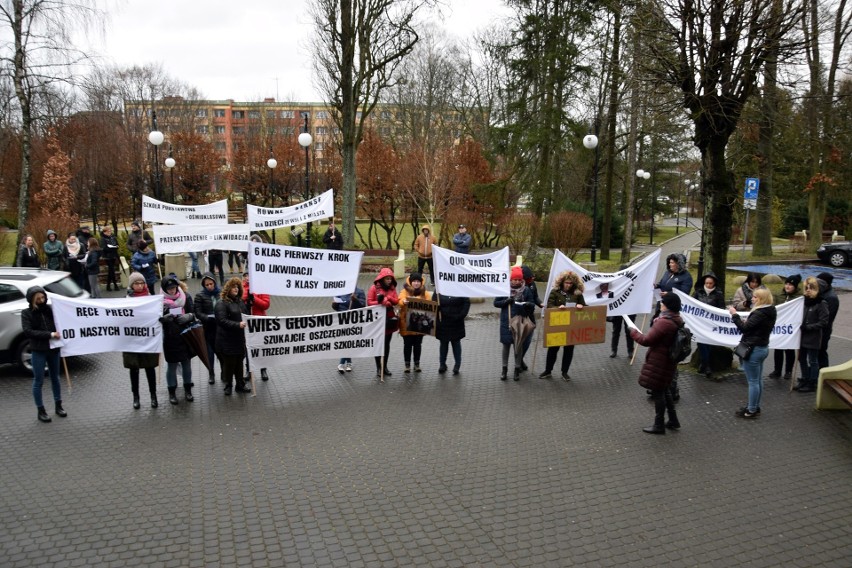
[661,293,682,312]
[510,266,524,280]
[784,274,802,288]
[817,272,834,285]
[128,272,146,287]
[131,219,141,228]
[409,272,423,282]
[160,276,179,292]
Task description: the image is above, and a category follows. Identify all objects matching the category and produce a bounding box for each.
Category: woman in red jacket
[368,267,399,378]
[242,271,271,381]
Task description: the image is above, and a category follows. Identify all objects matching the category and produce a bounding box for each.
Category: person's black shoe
[627,350,634,358]
[610,351,617,358]
[133,395,141,410]
[735,407,760,418]
[185,386,194,402]
[224,384,233,396]
[151,394,158,408]
[169,390,179,405]
[452,369,460,376]
[736,406,760,416]
[792,382,805,391]
[783,372,792,380]
[665,421,681,430]
[261,369,269,381]
[767,371,781,379]
[383,369,393,377]
[561,372,571,381]
[208,374,215,385]
[643,425,666,435]
[797,384,816,393]
[539,370,552,379]
[514,367,521,381]
[500,366,508,381]
[438,365,447,374]
[54,401,67,417]
[235,384,252,393]
[520,362,528,371]
[37,407,51,423]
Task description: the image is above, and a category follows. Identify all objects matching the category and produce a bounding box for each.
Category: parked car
[0,268,89,371]
[816,241,852,268]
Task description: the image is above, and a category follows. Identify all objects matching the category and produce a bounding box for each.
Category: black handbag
[734,342,754,360]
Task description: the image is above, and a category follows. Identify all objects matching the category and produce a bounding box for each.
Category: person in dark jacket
[332,286,366,373]
[322,220,344,250]
[729,288,777,418]
[131,240,158,294]
[540,270,585,381]
[126,220,151,256]
[207,249,225,286]
[85,237,102,298]
[397,272,432,373]
[43,230,65,271]
[692,272,725,377]
[494,266,536,381]
[520,265,544,366]
[367,267,400,378]
[452,224,472,254]
[65,232,87,290]
[17,234,41,268]
[793,277,830,393]
[435,293,470,375]
[194,273,221,384]
[630,293,682,434]
[816,272,840,369]
[656,253,693,298]
[160,276,196,404]
[215,277,251,395]
[768,274,801,380]
[21,286,66,422]
[100,225,121,291]
[123,272,159,409]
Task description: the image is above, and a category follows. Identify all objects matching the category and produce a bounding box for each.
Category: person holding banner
[332,287,367,373]
[21,286,66,423]
[123,272,160,409]
[435,293,470,376]
[768,274,801,380]
[215,277,252,395]
[816,272,840,370]
[494,266,536,381]
[732,273,764,311]
[368,267,400,377]
[793,277,830,393]
[413,225,436,286]
[656,254,693,303]
[728,288,777,418]
[397,273,432,373]
[629,294,682,434]
[131,240,158,295]
[242,271,271,381]
[322,220,344,250]
[692,272,725,377]
[160,276,196,404]
[195,273,221,384]
[540,271,586,381]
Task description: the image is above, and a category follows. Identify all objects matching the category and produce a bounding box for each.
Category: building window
[315,142,324,151]
[380,110,391,120]
[379,127,391,136]
[316,126,328,135]
[232,126,244,134]
[214,109,226,117]
[282,127,295,136]
[196,125,209,134]
[267,127,275,136]
[215,125,226,134]
[215,142,226,151]
[300,111,311,119]
[248,110,261,119]
[232,110,244,119]
[195,109,208,118]
[233,142,240,152]
[316,110,328,119]
[266,110,276,119]
[281,110,294,118]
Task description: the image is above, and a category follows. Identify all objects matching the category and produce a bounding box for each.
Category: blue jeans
[189,252,200,274]
[439,339,462,371]
[31,348,62,408]
[743,345,768,412]
[799,348,820,385]
[698,343,712,369]
[166,359,193,389]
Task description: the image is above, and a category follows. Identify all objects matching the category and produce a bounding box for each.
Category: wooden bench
[816,358,852,410]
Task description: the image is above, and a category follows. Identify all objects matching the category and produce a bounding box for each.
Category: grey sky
[86,0,511,102]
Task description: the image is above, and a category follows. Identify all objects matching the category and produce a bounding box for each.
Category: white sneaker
[337,364,346,374]
[345,363,352,372]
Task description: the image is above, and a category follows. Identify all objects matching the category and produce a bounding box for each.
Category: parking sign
[744,178,759,210]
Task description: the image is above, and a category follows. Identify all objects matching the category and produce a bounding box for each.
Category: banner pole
[380,355,384,383]
[789,350,800,393]
[630,314,647,366]
[62,357,72,390]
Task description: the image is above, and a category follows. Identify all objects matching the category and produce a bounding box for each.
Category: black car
[816,241,852,267]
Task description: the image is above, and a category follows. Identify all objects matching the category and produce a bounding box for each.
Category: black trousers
[649,388,678,426]
[417,257,434,282]
[220,354,248,388]
[610,315,635,353]
[773,349,796,375]
[104,258,119,287]
[129,367,156,396]
[375,334,393,371]
[545,345,574,373]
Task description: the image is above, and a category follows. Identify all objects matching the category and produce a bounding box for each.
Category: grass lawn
[0,232,16,266]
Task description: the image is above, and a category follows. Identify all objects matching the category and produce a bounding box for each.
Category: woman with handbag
[793,277,829,393]
[494,266,536,381]
[728,288,777,418]
[367,267,399,378]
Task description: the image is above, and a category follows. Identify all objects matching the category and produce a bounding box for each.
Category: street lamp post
[148,111,165,200]
[636,169,652,243]
[582,125,599,263]
[697,182,706,278]
[164,145,176,203]
[675,178,681,235]
[267,147,278,243]
[298,115,313,248]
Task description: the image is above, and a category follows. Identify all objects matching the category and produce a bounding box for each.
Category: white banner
[433,245,510,298]
[152,223,250,253]
[245,307,385,370]
[142,195,229,225]
[48,295,163,356]
[542,249,660,316]
[674,289,804,349]
[247,188,335,230]
[247,242,363,297]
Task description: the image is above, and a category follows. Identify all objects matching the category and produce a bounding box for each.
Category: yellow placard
[549,310,571,326]
[545,332,567,348]
[542,306,607,346]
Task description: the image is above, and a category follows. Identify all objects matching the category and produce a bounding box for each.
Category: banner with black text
[433,246,510,298]
[247,242,363,297]
[142,195,228,225]
[246,188,335,231]
[152,223,250,253]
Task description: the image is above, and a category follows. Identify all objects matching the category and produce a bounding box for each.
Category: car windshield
[44,275,85,298]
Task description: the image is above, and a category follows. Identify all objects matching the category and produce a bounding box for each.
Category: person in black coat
[435,293,470,375]
[322,220,344,250]
[692,272,725,377]
[215,277,251,395]
[793,277,830,393]
[16,234,41,268]
[769,274,801,380]
[816,272,840,369]
[729,288,777,418]
[21,286,66,422]
[159,276,196,404]
[494,266,536,381]
[100,225,121,291]
[194,273,221,384]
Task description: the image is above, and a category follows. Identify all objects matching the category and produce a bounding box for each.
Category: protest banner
[674,290,803,349]
[151,223,250,254]
[400,298,438,336]
[48,295,163,356]
[542,249,660,316]
[246,188,335,231]
[432,245,510,298]
[245,306,385,370]
[247,242,363,297]
[542,306,607,347]
[142,195,228,225]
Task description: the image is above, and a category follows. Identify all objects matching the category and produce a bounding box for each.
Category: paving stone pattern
[1,274,851,567]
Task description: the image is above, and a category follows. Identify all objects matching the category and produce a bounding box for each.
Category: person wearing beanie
[131,239,158,294]
[159,276,196,404]
[194,273,221,384]
[332,285,367,374]
[629,292,682,434]
[43,230,65,271]
[127,220,151,256]
[397,272,432,373]
[728,288,777,418]
[21,286,66,422]
[815,272,839,369]
[540,271,585,381]
[793,277,830,393]
[494,265,536,381]
[768,274,802,380]
[122,272,160,409]
[692,272,725,377]
[215,277,252,395]
[368,267,400,379]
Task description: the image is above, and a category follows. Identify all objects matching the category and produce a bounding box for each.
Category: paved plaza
[2,259,851,567]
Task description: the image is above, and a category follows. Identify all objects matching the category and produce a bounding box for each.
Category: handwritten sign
[542,306,607,347]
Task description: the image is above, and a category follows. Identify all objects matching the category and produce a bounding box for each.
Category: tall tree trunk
[339,0,356,246]
[601,7,621,261]
[805,0,826,249]
[12,0,31,239]
[702,136,736,281]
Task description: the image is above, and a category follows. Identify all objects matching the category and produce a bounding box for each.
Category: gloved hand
[376,293,384,303]
[506,298,515,305]
[246,293,254,305]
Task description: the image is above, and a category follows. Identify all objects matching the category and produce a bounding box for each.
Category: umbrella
[509,314,535,356]
[181,323,213,373]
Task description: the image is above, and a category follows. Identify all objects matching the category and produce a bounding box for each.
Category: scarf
[510,282,525,302]
[163,287,187,313]
[66,239,80,256]
[704,286,715,296]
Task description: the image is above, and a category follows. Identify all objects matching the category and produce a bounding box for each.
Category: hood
[200,272,220,291]
[46,229,56,238]
[221,277,243,301]
[420,224,431,233]
[817,278,829,296]
[521,266,534,282]
[26,285,46,306]
[554,271,584,293]
[666,253,686,273]
[374,267,397,288]
[700,271,719,287]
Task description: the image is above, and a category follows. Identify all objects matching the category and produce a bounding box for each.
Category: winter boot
[150,391,158,408]
[500,366,508,381]
[185,385,194,402]
[37,406,52,423]
[168,387,179,405]
[132,393,141,409]
[261,368,269,381]
[54,401,67,417]
[514,367,521,381]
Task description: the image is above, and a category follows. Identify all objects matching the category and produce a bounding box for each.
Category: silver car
[0,267,89,371]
